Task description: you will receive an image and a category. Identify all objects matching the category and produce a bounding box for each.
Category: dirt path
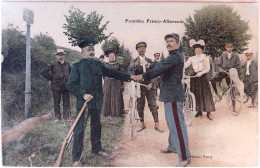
[113,95,258,167]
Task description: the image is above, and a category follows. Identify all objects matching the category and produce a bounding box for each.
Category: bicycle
[182,75,196,126]
[213,68,245,116]
[124,81,147,140]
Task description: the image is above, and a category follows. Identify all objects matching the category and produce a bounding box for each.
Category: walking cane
[53,100,90,167]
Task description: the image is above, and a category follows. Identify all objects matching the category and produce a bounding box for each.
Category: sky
[1,1,259,60]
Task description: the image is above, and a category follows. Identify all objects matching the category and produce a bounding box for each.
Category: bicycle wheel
[230,86,242,116]
[184,92,196,126]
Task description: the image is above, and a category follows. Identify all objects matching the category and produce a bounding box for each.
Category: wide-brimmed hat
[189,39,205,50]
[53,49,67,55]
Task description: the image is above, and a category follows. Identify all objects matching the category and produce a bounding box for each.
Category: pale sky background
[1,1,259,60]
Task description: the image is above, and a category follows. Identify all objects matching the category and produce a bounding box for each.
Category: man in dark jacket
[243,51,258,108]
[128,42,163,132]
[40,49,71,121]
[136,33,191,167]
[210,42,241,101]
[67,39,135,167]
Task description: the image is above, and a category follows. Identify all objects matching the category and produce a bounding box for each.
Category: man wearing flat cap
[67,39,136,167]
[210,42,241,102]
[40,49,71,122]
[136,33,191,167]
[128,42,163,133]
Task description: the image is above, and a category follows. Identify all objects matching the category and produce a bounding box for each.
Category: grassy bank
[2,115,124,167]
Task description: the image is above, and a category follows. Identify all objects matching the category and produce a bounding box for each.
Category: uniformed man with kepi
[128,42,163,133]
[67,39,136,167]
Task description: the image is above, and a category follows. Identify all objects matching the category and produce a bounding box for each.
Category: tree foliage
[2,25,26,73]
[1,27,82,126]
[181,5,252,58]
[63,8,112,46]
[101,38,132,70]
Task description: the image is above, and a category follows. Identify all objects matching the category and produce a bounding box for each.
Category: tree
[2,25,26,73]
[101,38,132,70]
[181,5,252,72]
[63,8,112,46]
[160,52,165,62]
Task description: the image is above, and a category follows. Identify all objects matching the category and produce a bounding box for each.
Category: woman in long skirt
[184,39,215,120]
[102,50,125,117]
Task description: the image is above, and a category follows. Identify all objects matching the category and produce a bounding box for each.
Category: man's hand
[219,68,225,72]
[147,83,153,90]
[145,63,151,68]
[130,75,137,81]
[134,59,141,67]
[48,81,51,85]
[136,75,143,82]
[83,94,93,102]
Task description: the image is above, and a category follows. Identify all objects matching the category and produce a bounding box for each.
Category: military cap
[136,41,147,50]
[164,33,179,41]
[225,42,234,47]
[53,49,67,55]
[245,50,253,56]
[78,39,96,48]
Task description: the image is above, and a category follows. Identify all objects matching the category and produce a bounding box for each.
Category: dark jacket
[244,59,258,83]
[40,61,71,90]
[143,49,185,102]
[67,58,131,110]
[128,56,157,89]
[218,52,241,71]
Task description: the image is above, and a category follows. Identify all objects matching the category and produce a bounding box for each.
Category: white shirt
[227,52,232,60]
[139,55,147,72]
[184,54,210,75]
[246,59,252,75]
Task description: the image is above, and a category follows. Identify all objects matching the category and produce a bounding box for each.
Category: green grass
[2,115,124,167]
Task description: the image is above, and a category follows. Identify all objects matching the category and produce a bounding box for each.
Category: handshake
[130,74,143,82]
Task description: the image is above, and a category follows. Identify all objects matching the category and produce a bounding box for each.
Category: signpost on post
[23,8,34,119]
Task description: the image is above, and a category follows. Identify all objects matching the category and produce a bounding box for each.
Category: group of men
[40,32,257,167]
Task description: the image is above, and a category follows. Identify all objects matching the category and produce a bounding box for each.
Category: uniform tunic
[67,58,131,161]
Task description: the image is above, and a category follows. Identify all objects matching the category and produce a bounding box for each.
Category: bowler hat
[53,49,67,55]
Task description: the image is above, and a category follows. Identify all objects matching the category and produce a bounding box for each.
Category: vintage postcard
[1,0,259,167]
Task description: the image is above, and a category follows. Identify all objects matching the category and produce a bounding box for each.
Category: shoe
[73,161,83,167]
[96,151,109,157]
[176,158,191,167]
[154,123,164,133]
[137,122,146,132]
[160,148,177,154]
[195,111,202,118]
[207,112,213,121]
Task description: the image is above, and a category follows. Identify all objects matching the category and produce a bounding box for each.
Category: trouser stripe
[172,100,187,160]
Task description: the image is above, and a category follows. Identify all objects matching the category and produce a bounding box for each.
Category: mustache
[89,53,95,56]
[167,45,172,48]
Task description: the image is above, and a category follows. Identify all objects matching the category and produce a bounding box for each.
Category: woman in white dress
[184,39,215,120]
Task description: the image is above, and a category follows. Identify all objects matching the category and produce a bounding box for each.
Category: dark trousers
[52,89,70,120]
[137,87,159,123]
[72,108,102,161]
[210,72,231,95]
[244,75,258,100]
